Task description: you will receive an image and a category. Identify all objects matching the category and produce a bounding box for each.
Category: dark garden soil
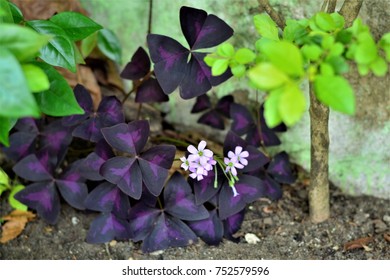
[1,168,389,260]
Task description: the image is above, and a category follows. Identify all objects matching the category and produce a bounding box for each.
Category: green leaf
[81,31,98,58]
[0,183,7,197]
[329,42,344,57]
[355,32,377,64]
[22,64,50,92]
[97,29,122,64]
[0,117,16,147]
[0,23,50,61]
[330,13,345,29]
[370,57,388,76]
[350,18,369,36]
[319,62,334,76]
[379,33,390,61]
[357,64,369,76]
[336,29,353,44]
[73,42,85,64]
[0,48,40,118]
[264,88,283,128]
[9,184,28,211]
[253,14,279,41]
[204,54,218,67]
[301,44,323,61]
[0,167,10,189]
[315,75,355,114]
[8,2,23,23]
[283,19,308,43]
[234,48,256,64]
[27,20,76,72]
[211,59,229,76]
[0,0,12,23]
[50,11,102,41]
[279,83,306,126]
[231,64,246,78]
[321,35,335,49]
[32,62,84,116]
[217,43,234,58]
[315,12,336,32]
[247,62,289,90]
[259,40,304,77]
[326,56,349,74]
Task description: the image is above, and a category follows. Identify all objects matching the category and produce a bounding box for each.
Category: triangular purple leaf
[120,47,151,80]
[62,84,92,126]
[138,158,169,197]
[147,34,189,94]
[223,209,245,242]
[140,145,176,169]
[14,182,60,225]
[261,173,283,200]
[86,213,130,243]
[97,96,124,127]
[230,103,254,135]
[180,6,234,50]
[101,121,149,155]
[215,95,234,117]
[135,78,169,103]
[218,175,265,219]
[187,209,223,246]
[198,110,225,129]
[191,94,211,113]
[128,202,161,242]
[3,131,37,161]
[56,180,87,210]
[141,213,197,253]
[84,182,130,218]
[242,146,270,172]
[267,151,295,184]
[164,172,209,221]
[72,117,103,142]
[192,168,221,205]
[100,156,142,199]
[13,153,53,181]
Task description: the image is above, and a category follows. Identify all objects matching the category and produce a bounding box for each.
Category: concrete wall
[80,0,390,198]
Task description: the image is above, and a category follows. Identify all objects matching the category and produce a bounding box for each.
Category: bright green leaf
[27,20,76,72]
[97,29,122,64]
[336,29,353,44]
[0,23,50,61]
[315,12,336,32]
[329,42,344,57]
[279,83,306,126]
[370,57,388,76]
[330,12,345,29]
[283,19,308,43]
[350,18,369,36]
[0,184,7,197]
[326,56,349,74]
[8,2,23,23]
[259,40,304,77]
[253,14,279,41]
[0,117,16,147]
[22,64,50,92]
[0,168,10,189]
[73,42,85,64]
[0,48,40,118]
[379,33,390,61]
[247,62,289,90]
[321,35,335,49]
[301,44,323,61]
[50,11,102,41]
[0,0,12,23]
[234,48,256,64]
[320,62,334,76]
[81,31,98,58]
[32,62,84,116]
[211,59,229,76]
[9,184,28,211]
[315,75,355,115]
[231,64,246,78]
[355,32,377,64]
[357,64,369,76]
[264,88,283,128]
[217,43,234,58]
[204,54,217,67]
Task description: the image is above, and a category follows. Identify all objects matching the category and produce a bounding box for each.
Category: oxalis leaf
[32,62,84,116]
[314,75,355,115]
[50,11,102,41]
[27,20,76,72]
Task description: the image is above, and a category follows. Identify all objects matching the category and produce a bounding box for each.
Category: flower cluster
[224,146,249,176]
[180,140,216,181]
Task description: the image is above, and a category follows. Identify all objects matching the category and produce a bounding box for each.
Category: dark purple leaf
[100,156,142,199]
[164,172,209,221]
[180,6,234,50]
[135,78,169,103]
[3,131,36,161]
[97,96,124,127]
[267,151,295,184]
[215,95,234,117]
[128,202,161,242]
[86,213,130,243]
[13,153,53,181]
[187,209,223,245]
[120,47,150,80]
[138,158,169,197]
[192,169,220,205]
[230,103,254,135]
[261,174,283,200]
[191,94,211,113]
[224,130,248,155]
[41,119,72,162]
[140,145,176,169]
[72,117,103,142]
[141,213,197,253]
[14,117,39,133]
[14,182,60,225]
[80,140,114,181]
[198,110,225,129]
[62,84,92,126]
[223,209,245,242]
[101,120,149,155]
[84,182,130,218]
[147,34,189,94]
[218,175,265,219]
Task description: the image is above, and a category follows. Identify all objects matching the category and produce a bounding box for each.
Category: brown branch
[258,0,285,29]
[327,0,337,13]
[339,0,364,27]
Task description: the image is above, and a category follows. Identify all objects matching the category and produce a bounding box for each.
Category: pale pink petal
[203,149,213,157]
[231,167,237,176]
[224,157,230,165]
[228,151,235,159]
[240,151,249,158]
[235,146,243,155]
[187,144,198,154]
[198,140,207,151]
[240,158,248,166]
[234,162,244,169]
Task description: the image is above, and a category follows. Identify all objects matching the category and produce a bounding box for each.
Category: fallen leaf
[384,233,390,243]
[343,236,374,251]
[0,210,36,243]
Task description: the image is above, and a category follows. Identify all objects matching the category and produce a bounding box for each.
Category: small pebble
[109,240,117,247]
[383,215,390,225]
[353,212,369,225]
[71,217,80,226]
[245,233,261,244]
[149,250,164,256]
[373,219,387,234]
[263,217,273,226]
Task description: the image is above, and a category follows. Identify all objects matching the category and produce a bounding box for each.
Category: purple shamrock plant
[147,6,233,99]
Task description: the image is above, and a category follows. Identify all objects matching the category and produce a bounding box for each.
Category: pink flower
[228,146,249,166]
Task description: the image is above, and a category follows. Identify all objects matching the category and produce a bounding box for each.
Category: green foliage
[97,29,122,64]
[0,168,27,210]
[81,32,98,58]
[205,10,389,128]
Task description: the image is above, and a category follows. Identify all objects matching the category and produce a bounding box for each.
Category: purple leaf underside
[135,78,169,103]
[223,209,245,242]
[198,110,225,130]
[86,213,130,243]
[120,46,150,80]
[187,209,223,245]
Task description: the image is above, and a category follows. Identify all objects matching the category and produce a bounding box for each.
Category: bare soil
[1,171,389,260]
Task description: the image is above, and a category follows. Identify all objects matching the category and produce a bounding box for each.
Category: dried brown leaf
[343,236,374,251]
[384,233,390,243]
[0,210,36,243]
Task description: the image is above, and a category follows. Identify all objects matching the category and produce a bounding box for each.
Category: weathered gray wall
[80,0,390,198]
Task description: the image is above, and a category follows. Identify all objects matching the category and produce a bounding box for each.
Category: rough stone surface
[79,0,390,199]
